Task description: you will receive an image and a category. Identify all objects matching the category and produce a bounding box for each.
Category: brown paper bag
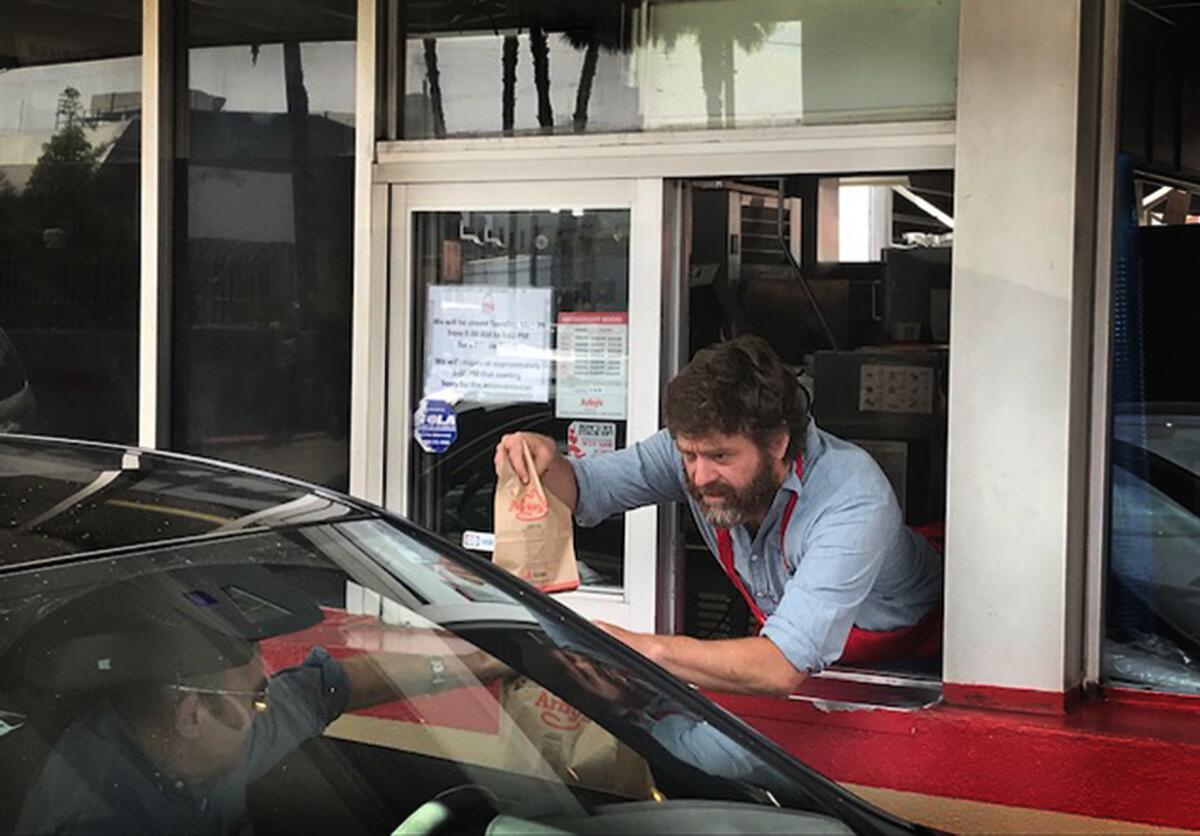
[499,676,654,799]
[493,441,579,593]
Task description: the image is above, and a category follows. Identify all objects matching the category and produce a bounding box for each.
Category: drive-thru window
[9,0,1200,829]
[371,1,960,665]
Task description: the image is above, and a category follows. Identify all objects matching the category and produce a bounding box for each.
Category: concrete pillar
[944,0,1100,703]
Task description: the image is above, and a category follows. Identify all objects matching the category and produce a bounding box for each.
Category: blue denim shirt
[17,648,350,836]
[571,421,943,673]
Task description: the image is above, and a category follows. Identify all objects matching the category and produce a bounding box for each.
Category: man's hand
[494,432,558,484]
[593,621,807,697]
[493,431,580,512]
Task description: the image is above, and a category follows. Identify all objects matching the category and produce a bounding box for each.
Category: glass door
[387,180,663,630]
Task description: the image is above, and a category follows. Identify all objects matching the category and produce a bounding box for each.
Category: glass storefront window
[1104,164,1200,696]
[0,1,141,442]
[172,6,356,489]
[398,0,959,139]
[410,209,631,589]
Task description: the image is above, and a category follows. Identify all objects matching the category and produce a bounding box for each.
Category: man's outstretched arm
[341,648,509,711]
[595,623,807,697]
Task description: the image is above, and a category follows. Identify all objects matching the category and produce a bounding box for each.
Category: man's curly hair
[665,335,809,460]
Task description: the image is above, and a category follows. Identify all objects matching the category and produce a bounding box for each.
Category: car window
[0,518,859,836]
[0,440,361,563]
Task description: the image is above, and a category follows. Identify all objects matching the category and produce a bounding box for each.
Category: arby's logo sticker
[509,491,548,522]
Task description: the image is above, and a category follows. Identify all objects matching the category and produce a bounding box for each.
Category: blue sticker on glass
[184,590,219,607]
[414,398,458,454]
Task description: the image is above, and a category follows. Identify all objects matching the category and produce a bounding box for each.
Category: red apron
[713,457,943,666]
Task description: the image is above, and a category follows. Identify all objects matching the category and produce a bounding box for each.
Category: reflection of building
[90,90,142,119]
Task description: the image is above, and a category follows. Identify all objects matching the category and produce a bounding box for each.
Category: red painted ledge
[708,687,1200,831]
[1103,685,1200,714]
[941,681,1084,715]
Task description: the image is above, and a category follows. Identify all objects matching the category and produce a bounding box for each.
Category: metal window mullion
[620,177,665,633]
[350,0,387,503]
[1084,0,1124,688]
[656,180,688,635]
[384,184,412,516]
[139,0,176,448]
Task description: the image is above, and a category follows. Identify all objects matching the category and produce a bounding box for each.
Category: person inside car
[16,599,504,836]
[495,335,944,697]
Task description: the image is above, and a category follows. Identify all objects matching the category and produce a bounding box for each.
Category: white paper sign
[425,286,553,404]
[554,312,628,420]
[566,421,617,459]
[462,530,495,552]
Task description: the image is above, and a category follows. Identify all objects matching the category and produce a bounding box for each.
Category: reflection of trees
[562,4,634,134]
[650,14,775,129]
[416,0,639,137]
[0,174,19,249]
[502,34,519,134]
[529,25,554,132]
[23,88,107,245]
[423,37,449,138]
[411,1,779,136]
[1,85,139,312]
[0,86,140,441]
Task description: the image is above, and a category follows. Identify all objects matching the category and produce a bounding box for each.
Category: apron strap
[713,457,803,631]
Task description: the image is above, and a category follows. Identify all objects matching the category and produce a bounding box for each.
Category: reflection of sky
[0,56,141,134]
[640,18,804,128]
[190,42,354,115]
[0,41,354,136]
[405,32,640,137]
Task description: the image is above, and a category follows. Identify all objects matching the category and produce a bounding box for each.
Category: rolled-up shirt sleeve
[761,486,902,674]
[245,646,351,780]
[569,429,687,528]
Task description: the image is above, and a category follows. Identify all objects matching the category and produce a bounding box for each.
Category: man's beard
[686,451,782,528]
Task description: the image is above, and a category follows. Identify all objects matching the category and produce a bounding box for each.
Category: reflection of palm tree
[571,36,600,132]
[561,20,628,133]
[651,16,775,129]
[529,25,553,132]
[699,35,734,129]
[423,37,448,138]
[559,2,638,133]
[502,34,518,134]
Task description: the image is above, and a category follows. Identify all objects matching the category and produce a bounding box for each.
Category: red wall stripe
[710,690,1200,831]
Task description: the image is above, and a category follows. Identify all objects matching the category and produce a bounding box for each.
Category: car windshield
[0,513,889,836]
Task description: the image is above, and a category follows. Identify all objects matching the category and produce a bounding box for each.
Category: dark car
[0,435,929,836]
[0,328,35,433]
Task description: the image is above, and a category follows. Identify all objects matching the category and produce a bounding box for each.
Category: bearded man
[494,335,943,697]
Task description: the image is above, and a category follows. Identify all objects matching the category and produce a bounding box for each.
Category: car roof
[0,435,368,569]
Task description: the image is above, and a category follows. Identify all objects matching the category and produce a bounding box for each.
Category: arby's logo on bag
[534,690,584,731]
[509,490,548,522]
